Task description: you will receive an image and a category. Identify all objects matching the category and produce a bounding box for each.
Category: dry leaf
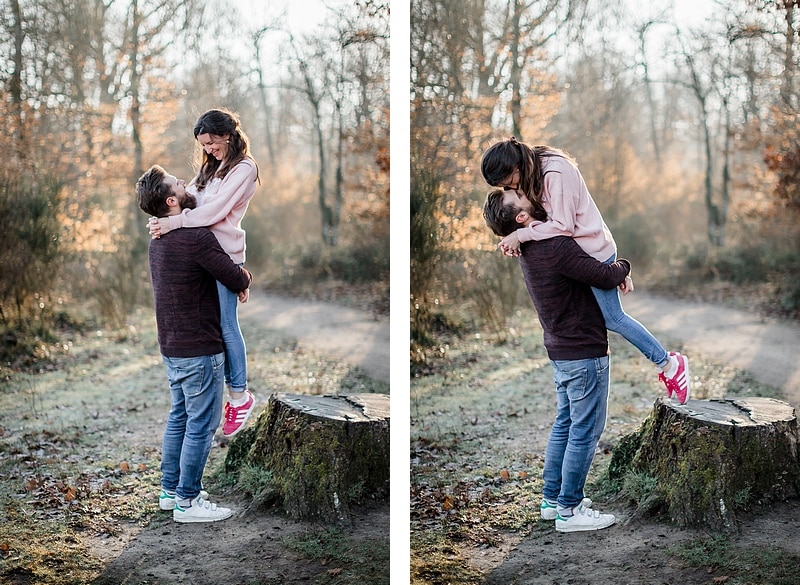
[0,543,9,551]
[442,495,455,511]
[499,469,510,480]
[64,486,77,501]
[137,463,147,472]
[119,461,130,472]
[327,568,343,576]
[712,577,730,584]
[25,478,39,491]
[518,471,528,479]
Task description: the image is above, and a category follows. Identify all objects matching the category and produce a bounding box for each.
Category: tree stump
[224,392,389,522]
[608,397,800,531]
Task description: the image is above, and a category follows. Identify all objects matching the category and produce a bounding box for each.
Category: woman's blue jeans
[592,254,668,367]
[161,352,225,501]
[217,278,248,392]
[542,356,610,510]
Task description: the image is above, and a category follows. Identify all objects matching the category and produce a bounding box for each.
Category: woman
[481,136,690,403]
[150,108,260,436]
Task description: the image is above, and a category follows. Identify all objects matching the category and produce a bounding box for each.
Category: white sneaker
[555,503,615,533]
[173,496,233,523]
[159,489,209,511]
[540,497,593,521]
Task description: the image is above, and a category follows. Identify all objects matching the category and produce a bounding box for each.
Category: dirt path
[621,291,800,408]
[412,292,800,585]
[238,291,391,385]
[485,293,800,584]
[91,293,390,585]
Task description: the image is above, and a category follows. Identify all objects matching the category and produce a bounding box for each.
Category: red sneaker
[222,390,256,437]
[658,352,690,404]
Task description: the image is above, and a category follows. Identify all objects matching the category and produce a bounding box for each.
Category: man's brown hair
[135,165,172,218]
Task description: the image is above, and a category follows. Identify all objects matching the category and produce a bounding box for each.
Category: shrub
[0,168,64,327]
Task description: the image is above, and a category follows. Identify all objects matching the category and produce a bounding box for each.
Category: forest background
[0,0,390,366]
[410,0,800,356]
[409,1,800,582]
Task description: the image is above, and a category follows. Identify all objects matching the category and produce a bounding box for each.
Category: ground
[97,293,391,585]
[4,288,800,584]
[0,292,390,585]
[410,290,800,585]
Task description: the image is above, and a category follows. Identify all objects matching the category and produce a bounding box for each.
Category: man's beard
[180,193,198,210]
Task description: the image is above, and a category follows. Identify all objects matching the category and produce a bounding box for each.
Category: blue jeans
[542,356,610,511]
[217,278,248,392]
[161,352,225,501]
[592,254,668,367]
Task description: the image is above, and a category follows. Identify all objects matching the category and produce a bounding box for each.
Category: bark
[608,397,800,532]
[224,393,389,523]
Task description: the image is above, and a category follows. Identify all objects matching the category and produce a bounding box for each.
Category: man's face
[502,188,532,217]
[164,174,197,210]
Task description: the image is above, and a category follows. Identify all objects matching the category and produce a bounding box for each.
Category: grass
[671,536,800,585]
[410,308,790,584]
[283,527,390,585]
[0,306,388,584]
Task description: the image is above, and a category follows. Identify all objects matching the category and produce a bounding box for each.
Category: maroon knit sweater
[148,227,252,358]
[519,236,631,360]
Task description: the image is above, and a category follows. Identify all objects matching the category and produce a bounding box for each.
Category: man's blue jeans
[542,356,610,511]
[161,352,225,501]
[217,279,248,392]
[592,254,668,367]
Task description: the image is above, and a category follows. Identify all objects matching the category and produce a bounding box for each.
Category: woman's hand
[498,231,521,257]
[619,275,634,295]
[148,217,162,239]
[238,289,250,303]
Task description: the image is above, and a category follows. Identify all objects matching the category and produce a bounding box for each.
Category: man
[483,187,632,533]
[136,165,252,523]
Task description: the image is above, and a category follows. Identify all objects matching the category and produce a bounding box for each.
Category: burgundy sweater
[519,236,631,360]
[149,227,252,358]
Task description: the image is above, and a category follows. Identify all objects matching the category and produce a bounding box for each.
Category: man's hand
[619,275,634,295]
[498,231,521,257]
[238,289,250,303]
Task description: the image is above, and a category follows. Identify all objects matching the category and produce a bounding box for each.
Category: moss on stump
[608,397,800,531]
[224,392,389,522]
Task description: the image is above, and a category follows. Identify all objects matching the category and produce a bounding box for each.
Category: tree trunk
[224,393,389,523]
[608,397,800,532]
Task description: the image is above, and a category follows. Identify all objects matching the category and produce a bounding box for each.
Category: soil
[6,289,798,584]
[85,291,391,585]
[411,290,800,585]
[237,292,391,385]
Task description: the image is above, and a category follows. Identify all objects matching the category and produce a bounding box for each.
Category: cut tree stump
[224,392,389,522]
[607,397,800,532]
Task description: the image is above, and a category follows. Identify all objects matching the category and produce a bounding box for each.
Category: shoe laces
[224,401,238,423]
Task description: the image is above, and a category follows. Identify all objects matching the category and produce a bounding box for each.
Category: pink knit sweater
[156,158,258,264]
[516,154,616,262]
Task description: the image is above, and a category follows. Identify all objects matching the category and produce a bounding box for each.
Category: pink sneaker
[658,352,690,404]
[222,390,256,437]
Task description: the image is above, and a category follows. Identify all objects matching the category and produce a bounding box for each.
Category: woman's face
[497,168,520,191]
[197,133,229,162]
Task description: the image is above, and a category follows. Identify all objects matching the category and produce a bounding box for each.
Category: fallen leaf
[119,461,130,472]
[499,469,510,480]
[64,486,77,501]
[518,471,528,479]
[327,568,343,576]
[137,463,147,472]
[442,495,455,511]
[712,577,730,584]
[0,543,9,551]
